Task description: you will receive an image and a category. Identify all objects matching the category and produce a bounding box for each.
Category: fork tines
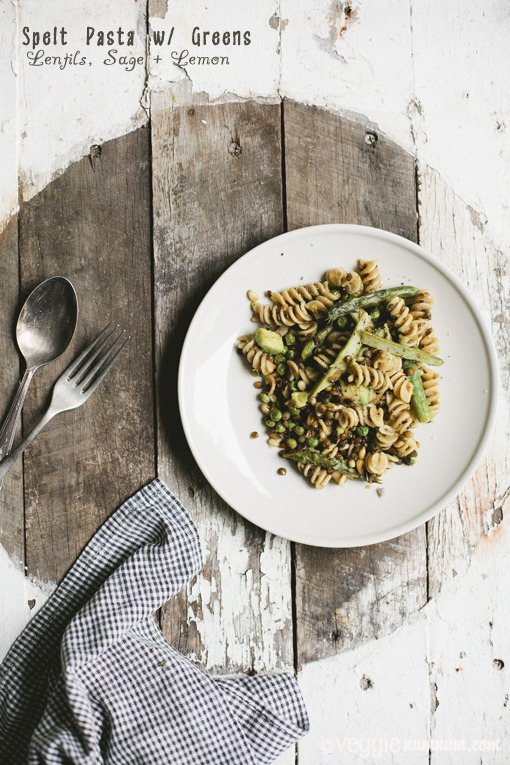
[68,323,130,393]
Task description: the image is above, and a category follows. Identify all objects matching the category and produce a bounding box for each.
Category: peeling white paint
[16,0,147,206]
[298,519,510,764]
[425,522,510,764]
[279,0,415,153]
[0,0,19,232]
[185,507,293,673]
[298,617,430,764]
[148,0,280,99]
[0,544,50,661]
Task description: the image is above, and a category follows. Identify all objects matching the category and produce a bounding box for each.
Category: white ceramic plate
[178,225,498,547]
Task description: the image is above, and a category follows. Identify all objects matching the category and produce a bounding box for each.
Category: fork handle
[0,407,57,483]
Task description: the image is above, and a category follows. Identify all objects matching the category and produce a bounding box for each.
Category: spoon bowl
[17,277,78,367]
[0,276,78,474]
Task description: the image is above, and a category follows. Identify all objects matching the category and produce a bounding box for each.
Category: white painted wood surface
[1,1,509,762]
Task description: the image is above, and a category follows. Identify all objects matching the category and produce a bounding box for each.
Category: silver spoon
[0,276,78,475]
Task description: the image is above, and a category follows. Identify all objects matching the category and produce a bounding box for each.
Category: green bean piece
[301,340,315,361]
[306,437,319,448]
[260,393,270,403]
[274,423,286,433]
[294,425,305,436]
[356,425,369,437]
[286,438,298,449]
[358,331,443,366]
[403,360,432,423]
[276,363,287,376]
[287,421,296,431]
[284,451,363,481]
[271,409,283,421]
[370,307,381,321]
[265,419,275,428]
[327,286,420,322]
[308,311,372,399]
[316,325,334,342]
[285,333,296,346]
[286,349,296,361]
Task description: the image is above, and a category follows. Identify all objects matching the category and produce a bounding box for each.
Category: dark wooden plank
[19,127,155,584]
[152,89,293,674]
[284,100,427,667]
[0,215,24,564]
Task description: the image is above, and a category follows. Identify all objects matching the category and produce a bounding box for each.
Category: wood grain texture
[152,89,294,675]
[0,215,24,564]
[19,127,155,584]
[283,100,418,241]
[284,100,427,666]
[418,166,509,599]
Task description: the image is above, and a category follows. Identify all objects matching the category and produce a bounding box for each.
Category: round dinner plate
[178,225,498,547]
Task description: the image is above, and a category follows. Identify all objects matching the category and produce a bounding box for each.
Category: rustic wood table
[0,95,505,762]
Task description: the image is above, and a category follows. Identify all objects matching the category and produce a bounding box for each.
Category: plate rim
[178,224,499,547]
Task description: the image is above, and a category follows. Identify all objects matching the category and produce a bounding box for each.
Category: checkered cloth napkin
[0,479,309,764]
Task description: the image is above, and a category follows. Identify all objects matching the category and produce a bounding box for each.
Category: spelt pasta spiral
[358,259,383,292]
[347,362,391,392]
[238,335,276,375]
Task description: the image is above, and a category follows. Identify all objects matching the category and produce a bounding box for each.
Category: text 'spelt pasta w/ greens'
[237,259,443,490]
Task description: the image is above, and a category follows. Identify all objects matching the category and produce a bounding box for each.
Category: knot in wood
[365,132,378,147]
[229,141,242,157]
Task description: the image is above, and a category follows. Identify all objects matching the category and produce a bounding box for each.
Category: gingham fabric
[0,479,309,764]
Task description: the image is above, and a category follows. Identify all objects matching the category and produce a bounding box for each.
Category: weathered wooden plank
[284,99,427,666]
[418,166,509,598]
[152,87,293,675]
[19,127,155,584]
[0,216,24,565]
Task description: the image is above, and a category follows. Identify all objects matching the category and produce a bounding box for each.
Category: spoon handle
[0,407,56,483]
[0,367,36,463]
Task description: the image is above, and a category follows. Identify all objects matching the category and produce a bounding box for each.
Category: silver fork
[0,323,129,484]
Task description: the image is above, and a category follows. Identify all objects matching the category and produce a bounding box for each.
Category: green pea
[285,333,296,346]
[301,340,315,360]
[306,437,319,448]
[329,289,341,300]
[286,438,298,450]
[274,354,286,364]
[286,349,296,361]
[336,425,345,435]
[336,316,347,329]
[356,425,369,437]
[276,363,287,376]
[289,381,299,392]
[269,394,277,403]
[370,307,381,321]
[294,425,305,436]
[274,423,286,433]
[298,435,306,443]
[287,421,296,430]
[271,409,283,421]
[265,419,276,428]
[289,406,300,415]
[405,455,417,465]
[260,393,270,403]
